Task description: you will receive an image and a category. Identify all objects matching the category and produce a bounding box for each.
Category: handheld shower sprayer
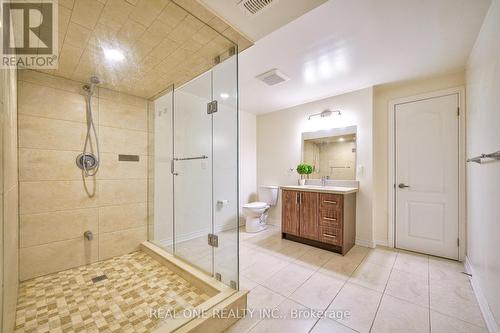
[76,76,101,177]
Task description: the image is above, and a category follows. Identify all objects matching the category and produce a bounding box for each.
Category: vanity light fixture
[308,109,341,120]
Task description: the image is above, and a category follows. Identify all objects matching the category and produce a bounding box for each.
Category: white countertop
[280,185,358,194]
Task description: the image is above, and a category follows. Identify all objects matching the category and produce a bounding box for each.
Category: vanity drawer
[319,224,342,246]
[319,210,342,228]
[319,193,342,211]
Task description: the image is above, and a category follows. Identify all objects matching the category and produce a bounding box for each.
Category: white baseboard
[375,239,389,247]
[465,256,499,333]
[355,238,376,248]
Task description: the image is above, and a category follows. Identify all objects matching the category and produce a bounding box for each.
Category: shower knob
[76,153,99,171]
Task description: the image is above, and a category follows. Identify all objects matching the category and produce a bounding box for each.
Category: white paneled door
[395,94,459,259]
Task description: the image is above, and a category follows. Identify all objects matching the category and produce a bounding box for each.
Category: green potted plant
[296,163,313,186]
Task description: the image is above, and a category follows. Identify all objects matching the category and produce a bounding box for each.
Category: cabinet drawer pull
[323,200,337,204]
[323,233,337,239]
[323,217,337,221]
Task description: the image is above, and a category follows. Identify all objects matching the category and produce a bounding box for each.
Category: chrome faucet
[321,176,329,186]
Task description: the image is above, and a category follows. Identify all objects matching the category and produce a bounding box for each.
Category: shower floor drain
[91,274,108,283]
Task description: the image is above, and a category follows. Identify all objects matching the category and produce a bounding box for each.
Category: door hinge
[457,238,460,247]
[457,107,460,116]
[207,100,218,114]
[208,233,219,247]
[230,280,238,290]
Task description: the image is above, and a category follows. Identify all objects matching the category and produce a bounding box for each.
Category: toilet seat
[243,202,269,209]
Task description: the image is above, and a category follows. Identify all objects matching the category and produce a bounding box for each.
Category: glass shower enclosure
[149,50,239,289]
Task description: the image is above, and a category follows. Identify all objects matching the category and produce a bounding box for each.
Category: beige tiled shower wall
[18,70,149,281]
[1,67,19,333]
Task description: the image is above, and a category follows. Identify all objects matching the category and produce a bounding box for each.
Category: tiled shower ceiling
[38,0,253,98]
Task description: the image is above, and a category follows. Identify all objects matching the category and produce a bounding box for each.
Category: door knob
[398,183,410,189]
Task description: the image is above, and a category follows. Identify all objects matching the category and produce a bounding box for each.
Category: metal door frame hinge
[457,238,460,247]
[207,100,218,114]
[457,107,460,116]
[208,233,219,247]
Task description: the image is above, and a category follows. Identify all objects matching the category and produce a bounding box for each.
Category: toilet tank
[258,185,279,206]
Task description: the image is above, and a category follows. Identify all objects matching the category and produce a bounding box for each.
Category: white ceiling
[237,0,491,114]
[199,0,327,41]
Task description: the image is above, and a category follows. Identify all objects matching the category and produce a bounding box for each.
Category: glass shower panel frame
[150,89,174,253]
[149,46,239,289]
[212,55,239,288]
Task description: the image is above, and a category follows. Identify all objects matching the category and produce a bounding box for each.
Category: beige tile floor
[228,226,487,333]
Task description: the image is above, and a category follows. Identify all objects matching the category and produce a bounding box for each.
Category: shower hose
[82,90,100,177]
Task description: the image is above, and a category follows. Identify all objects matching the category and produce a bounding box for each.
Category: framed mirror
[301,125,357,180]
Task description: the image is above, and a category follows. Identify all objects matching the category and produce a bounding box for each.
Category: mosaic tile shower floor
[14,251,211,333]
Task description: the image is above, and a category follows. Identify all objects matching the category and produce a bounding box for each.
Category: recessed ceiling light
[220,93,229,99]
[103,48,125,62]
[338,137,345,142]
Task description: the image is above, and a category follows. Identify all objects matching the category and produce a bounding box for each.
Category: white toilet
[243,185,279,233]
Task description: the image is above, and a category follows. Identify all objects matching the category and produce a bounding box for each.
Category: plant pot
[298,179,306,186]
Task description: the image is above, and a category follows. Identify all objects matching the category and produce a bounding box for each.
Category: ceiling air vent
[255,69,290,86]
[238,0,277,16]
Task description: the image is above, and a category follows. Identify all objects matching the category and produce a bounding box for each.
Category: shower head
[89,75,100,85]
[83,76,100,95]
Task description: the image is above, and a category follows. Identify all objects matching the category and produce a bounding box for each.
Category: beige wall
[1,67,18,333]
[18,70,148,281]
[465,0,500,330]
[372,71,466,245]
[257,87,374,244]
[239,110,257,220]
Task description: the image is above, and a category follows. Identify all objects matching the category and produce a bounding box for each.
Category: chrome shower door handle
[171,159,178,176]
[398,183,410,189]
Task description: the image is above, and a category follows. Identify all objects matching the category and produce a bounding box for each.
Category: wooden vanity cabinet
[281,189,356,255]
[281,190,300,235]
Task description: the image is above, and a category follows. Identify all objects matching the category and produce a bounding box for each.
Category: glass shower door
[172,50,239,288]
[173,71,213,274]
